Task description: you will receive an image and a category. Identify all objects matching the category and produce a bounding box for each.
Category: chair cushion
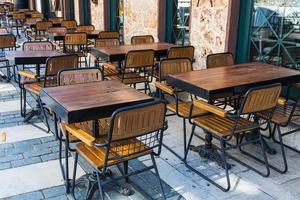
[193,114,259,137]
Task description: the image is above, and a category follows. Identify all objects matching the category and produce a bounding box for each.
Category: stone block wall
[123,0,159,44]
[90,1,105,30]
[190,0,231,69]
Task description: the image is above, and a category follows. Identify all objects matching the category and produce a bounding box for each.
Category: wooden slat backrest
[206,52,234,68]
[0,34,15,49]
[23,41,53,51]
[61,20,77,30]
[167,46,195,60]
[47,26,67,34]
[36,21,53,31]
[131,35,154,45]
[95,38,120,48]
[98,31,119,39]
[77,25,95,32]
[64,32,87,45]
[58,68,103,86]
[125,50,155,69]
[241,84,281,114]
[159,58,192,81]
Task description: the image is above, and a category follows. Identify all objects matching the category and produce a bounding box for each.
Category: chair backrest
[0,28,8,33]
[76,25,95,32]
[58,67,103,86]
[131,35,154,45]
[23,41,53,51]
[64,32,87,45]
[159,58,192,81]
[12,12,25,20]
[0,7,5,13]
[50,17,63,24]
[167,46,195,61]
[44,54,78,87]
[47,26,67,34]
[31,13,43,19]
[240,84,281,115]
[103,100,166,169]
[0,34,16,49]
[98,31,119,39]
[206,52,235,68]
[125,50,155,69]
[36,21,53,31]
[61,20,77,30]
[95,38,120,48]
[25,17,42,24]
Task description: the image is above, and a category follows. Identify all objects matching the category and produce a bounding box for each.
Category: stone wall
[190,0,231,69]
[123,0,159,44]
[90,1,105,30]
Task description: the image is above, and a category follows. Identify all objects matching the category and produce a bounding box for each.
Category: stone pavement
[1,36,300,200]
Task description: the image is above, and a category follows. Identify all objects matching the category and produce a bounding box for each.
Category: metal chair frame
[0,34,16,81]
[71,100,167,200]
[185,83,282,192]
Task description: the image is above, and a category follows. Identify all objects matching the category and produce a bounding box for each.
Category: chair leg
[58,138,66,181]
[20,87,23,117]
[183,118,187,156]
[23,89,27,117]
[219,140,230,192]
[184,124,196,162]
[272,125,300,154]
[38,97,50,133]
[71,152,78,198]
[64,136,70,194]
[96,172,105,200]
[123,161,129,183]
[150,154,166,200]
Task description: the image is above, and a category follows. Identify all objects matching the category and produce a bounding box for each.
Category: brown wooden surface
[48,30,101,40]
[167,62,300,100]
[40,80,153,123]
[90,42,176,62]
[6,50,66,65]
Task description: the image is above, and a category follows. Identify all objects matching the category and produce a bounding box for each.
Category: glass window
[250,0,300,69]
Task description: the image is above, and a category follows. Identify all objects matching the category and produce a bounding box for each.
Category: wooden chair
[98,31,119,39]
[0,7,6,26]
[207,52,240,109]
[93,38,120,75]
[22,41,53,51]
[131,35,154,45]
[30,21,53,41]
[63,32,88,67]
[11,12,25,37]
[0,34,16,81]
[31,12,43,19]
[206,52,234,68]
[76,25,95,32]
[65,100,167,200]
[47,26,67,49]
[254,84,300,173]
[0,27,8,33]
[167,46,195,61]
[18,54,78,129]
[50,17,63,24]
[61,20,77,30]
[186,83,282,191]
[108,50,155,94]
[23,17,42,38]
[155,58,207,161]
[56,67,104,194]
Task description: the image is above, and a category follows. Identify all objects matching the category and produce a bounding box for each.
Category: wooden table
[167,62,300,164]
[40,80,153,125]
[48,30,100,41]
[90,42,176,62]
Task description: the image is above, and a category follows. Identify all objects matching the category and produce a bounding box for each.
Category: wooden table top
[40,80,153,123]
[48,30,100,40]
[90,42,176,62]
[167,62,300,100]
[6,50,66,65]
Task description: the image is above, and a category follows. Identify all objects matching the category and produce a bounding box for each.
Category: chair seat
[76,137,152,169]
[193,114,259,137]
[167,101,208,118]
[103,63,118,77]
[256,103,300,126]
[109,73,148,85]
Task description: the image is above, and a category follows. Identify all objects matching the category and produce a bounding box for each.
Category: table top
[48,30,100,40]
[167,62,300,100]
[90,42,176,62]
[40,80,153,123]
[6,50,66,65]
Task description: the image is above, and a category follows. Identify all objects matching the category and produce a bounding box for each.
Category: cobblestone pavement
[2,33,300,200]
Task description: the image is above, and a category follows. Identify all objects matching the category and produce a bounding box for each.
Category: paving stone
[41,153,63,162]
[33,141,59,150]
[0,143,14,149]
[42,185,66,198]
[0,150,5,157]
[45,195,68,200]
[23,149,52,159]
[40,136,56,143]
[11,157,42,168]
[0,154,23,163]
[8,191,43,200]
[6,145,34,155]
[14,138,41,148]
[0,162,11,170]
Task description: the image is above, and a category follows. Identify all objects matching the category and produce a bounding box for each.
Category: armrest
[18,70,37,79]
[278,97,286,106]
[155,82,174,95]
[64,123,95,147]
[103,62,118,70]
[193,100,227,118]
